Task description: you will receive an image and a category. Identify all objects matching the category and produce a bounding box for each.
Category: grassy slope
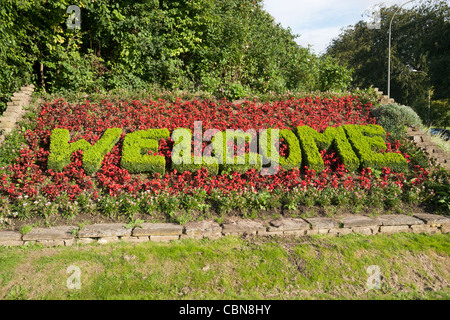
[0,232,448,300]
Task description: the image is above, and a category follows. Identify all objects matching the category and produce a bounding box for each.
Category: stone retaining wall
[1,213,448,247]
[0,84,35,146]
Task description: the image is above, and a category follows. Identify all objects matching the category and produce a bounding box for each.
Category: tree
[326,0,449,118]
[0,0,353,103]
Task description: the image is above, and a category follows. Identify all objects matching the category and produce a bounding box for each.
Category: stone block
[340,215,378,228]
[0,230,22,242]
[64,239,75,246]
[352,226,379,235]
[36,239,66,247]
[97,236,120,244]
[120,236,150,243]
[305,229,319,235]
[335,227,353,236]
[0,240,24,247]
[76,238,96,245]
[412,213,450,227]
[132,223,183,237]
[183,220,222,239]
[267,218,310,233]
[78,223,132,238]
[22,225,77,241]
[10,96,24,102]
[303,217,338,229]
[5,105,24,112]
[410,224,439,234]
[149,235,180,242]
[0,117,17,126]
[317,228,331,234]
[0,230,24,246]
[379,225,410,234]
[2,111,22,118]
[281,229,308,236]
[375,214,423,226]
[221,218,266,236]
[441,224,449,234]
[12,92,29,98]
[20,86,34,92]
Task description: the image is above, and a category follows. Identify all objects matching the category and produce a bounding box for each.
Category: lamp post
[411,69,431,126]
[388,0,414,98]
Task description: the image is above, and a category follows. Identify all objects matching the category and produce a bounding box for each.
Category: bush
[48,128,122,175]
[259,128,302,171]
[343,124,408,172]
[171,128,220,175]
[371,103,423,139]
[218,130,262,174]
[295,126,360,172]
[120,129,170,175]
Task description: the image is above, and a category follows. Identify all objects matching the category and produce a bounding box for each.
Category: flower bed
[0,95,442,227]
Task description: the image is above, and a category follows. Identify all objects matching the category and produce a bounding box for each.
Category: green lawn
[0,233,449,300]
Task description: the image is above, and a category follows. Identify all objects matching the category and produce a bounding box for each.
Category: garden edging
[0,213,448,247]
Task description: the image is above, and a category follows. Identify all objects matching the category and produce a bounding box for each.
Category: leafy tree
[0,0,353,104]
[326,0,449,120]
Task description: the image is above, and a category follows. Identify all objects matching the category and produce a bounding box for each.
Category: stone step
[2,111,23,118]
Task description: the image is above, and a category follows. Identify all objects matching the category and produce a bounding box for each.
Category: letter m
[296,126,360,172]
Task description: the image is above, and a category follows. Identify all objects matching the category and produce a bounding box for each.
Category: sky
[262,0,419,55]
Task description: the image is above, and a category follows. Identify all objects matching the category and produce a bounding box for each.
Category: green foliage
[296,126,360,172]
[429,99,450,129]
[0,0,353,101]
[317,56,353,92]
[326,1,450,122]
[259,128,302,171]
[343,124,408,172]
[171,128,219,175]
[83,127,122,175]
[47,128,90,172]
[120,129,170,175]
[48,127,122,175]
[219,130,262,174]
[371,103,423,140]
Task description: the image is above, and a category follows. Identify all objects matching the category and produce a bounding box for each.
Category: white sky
[262,0,419,55]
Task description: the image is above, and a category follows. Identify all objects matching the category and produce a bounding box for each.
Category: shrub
[343,124,408,172]
[171,128,219,175]
[218,130,262,174]
[120,129,170,175]
[295,126,360,172]
[48,128,123,175]
[371,103,423,139]
[259,128,302,171]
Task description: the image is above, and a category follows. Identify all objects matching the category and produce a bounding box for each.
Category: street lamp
[411,69,431,126]
[388,0,415,98]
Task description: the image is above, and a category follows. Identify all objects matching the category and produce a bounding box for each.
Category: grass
[424,127,450,154]
[0,232,448,300]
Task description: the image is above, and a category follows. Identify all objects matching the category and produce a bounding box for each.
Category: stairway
[405,126,450,171]
[373,88,395,105]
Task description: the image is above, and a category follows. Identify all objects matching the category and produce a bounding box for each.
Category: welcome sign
[48,122,408,176]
